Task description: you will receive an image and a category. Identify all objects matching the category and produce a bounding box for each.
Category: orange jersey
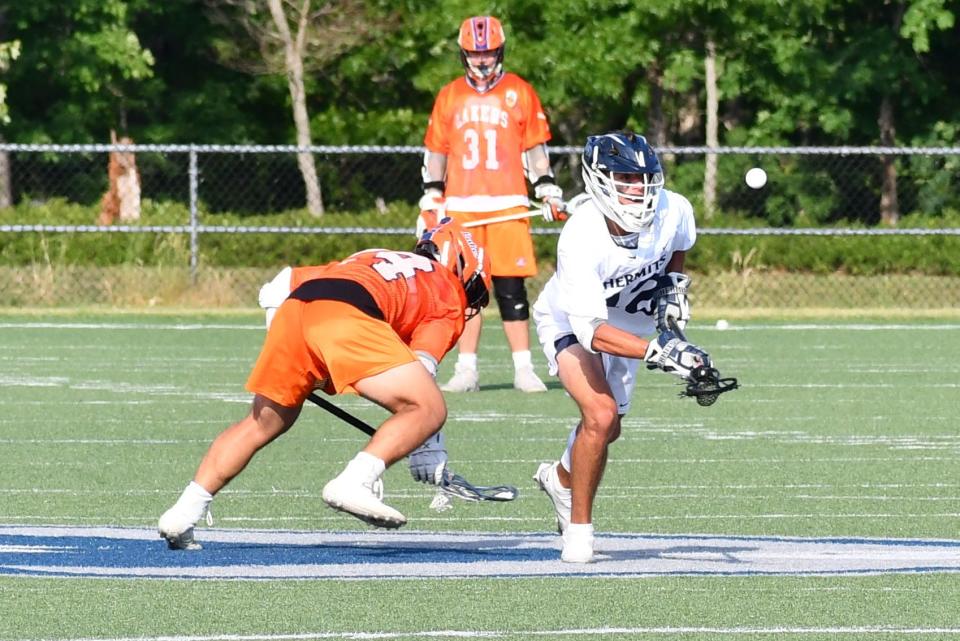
[424,73,552,213]
[287,250,467,365]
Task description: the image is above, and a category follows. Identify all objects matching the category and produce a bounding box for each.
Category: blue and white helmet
[581,132,665,231]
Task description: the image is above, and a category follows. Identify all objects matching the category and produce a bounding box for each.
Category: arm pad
[569,314,604,354]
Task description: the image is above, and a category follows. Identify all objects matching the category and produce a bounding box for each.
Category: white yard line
[18,626,960,641]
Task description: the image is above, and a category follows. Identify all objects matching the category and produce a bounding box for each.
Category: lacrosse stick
[461,209,541,228]
[305,392,518,501]
[461,201,568,228]
[666,318,739,407]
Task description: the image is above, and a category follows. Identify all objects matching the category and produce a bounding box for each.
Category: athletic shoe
[561,527,595,563]
[533,461,571,534]
[440,363,479,392]
[158,505,208,551]
[514,365,547,393]
[322,473,406,529]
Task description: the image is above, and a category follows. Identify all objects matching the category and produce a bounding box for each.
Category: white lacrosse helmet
[581,131,665,231]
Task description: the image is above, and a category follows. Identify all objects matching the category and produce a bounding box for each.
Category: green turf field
[1,313,958,640]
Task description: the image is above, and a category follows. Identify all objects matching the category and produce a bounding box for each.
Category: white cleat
[561,529,595,563]
[533,461,571,534]
[514,365,547,393]
[158,507,206,551]
[440,363,480,393]
[322,474,406,529]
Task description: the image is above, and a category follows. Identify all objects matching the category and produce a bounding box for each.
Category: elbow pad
[569,315,604,354]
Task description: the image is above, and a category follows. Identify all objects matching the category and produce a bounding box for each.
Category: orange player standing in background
[158,218,491,549]
[419,15,565,395]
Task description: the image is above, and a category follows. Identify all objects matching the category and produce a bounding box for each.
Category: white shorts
[533,304,647,415]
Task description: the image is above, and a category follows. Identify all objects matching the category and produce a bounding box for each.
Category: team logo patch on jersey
[2,526,959,580]
[505,90,518,108]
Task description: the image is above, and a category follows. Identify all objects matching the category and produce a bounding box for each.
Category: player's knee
[493,276,529,321]
[580,402,619,440]
[405,395,447,431]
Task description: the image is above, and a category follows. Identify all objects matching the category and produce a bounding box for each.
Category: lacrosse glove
[408,431,448,485]
[654,272,692,332]
[643,330,711,379]
[534,178,566,222]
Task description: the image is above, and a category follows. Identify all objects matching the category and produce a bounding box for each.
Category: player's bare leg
[550,345,621,562]
[159,395,300,549]
[323,361,446,528]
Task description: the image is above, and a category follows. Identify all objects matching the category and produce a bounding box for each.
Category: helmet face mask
[581,132,665,231]
[414,217,492,319]
[458,16,505,86]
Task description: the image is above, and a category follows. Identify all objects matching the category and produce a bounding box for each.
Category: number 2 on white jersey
[462,128,499,171]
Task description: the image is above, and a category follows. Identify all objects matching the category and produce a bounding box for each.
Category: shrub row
[2,198,959,276]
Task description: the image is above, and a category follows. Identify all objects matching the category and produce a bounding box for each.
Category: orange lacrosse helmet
[457,16,506,84]
[414,216,492,318]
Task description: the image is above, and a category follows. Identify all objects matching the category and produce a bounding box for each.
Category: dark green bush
[2,198,959,275]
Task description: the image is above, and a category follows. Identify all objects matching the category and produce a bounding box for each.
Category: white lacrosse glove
[408,431,448,485]
[415,192,445,239]
[654,272,692,332]
[258,266,293,329]
[643,331,710,379]
[534,180,566,222]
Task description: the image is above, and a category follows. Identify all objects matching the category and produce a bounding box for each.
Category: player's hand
[534,182,566,222]
[418,190,445,217]
[654,272,692,332]
[643,331,710,379]
[408,431,448,485]
[416,190,446,238]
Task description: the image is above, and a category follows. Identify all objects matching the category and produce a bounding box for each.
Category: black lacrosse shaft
[667,316,687,341]
[307,392,376,436]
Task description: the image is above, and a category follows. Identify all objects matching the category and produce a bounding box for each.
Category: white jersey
[532,188,696,414]
[535,188,696,335]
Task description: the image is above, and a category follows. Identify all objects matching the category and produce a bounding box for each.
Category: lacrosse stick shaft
[667,316,687,341]
[307,392,376,436]
[461,209,540,228]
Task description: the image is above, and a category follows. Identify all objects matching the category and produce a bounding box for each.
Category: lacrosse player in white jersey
[531,131,713,563]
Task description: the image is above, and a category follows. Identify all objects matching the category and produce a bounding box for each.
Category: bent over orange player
[158,218,491,548]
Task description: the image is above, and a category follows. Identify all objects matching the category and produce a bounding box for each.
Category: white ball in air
[745,167,767,189]
[715,319,730,331]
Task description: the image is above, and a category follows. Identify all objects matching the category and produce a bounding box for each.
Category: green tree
[3,0,154,142]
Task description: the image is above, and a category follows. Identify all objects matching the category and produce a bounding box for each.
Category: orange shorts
[447,206,538,278]
[245,298,417,406]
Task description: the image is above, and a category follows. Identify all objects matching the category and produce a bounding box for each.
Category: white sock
[559,424,578,473]
[345,451,386,480]
[173,481,213,522]
[512,350,533,369]
[565,522,594,540]
[457,353,478,370]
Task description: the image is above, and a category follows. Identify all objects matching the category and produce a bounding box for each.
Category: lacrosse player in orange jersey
[158,218,492,549]
[419,15,565,394]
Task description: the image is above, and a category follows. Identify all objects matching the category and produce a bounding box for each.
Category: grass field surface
[1,313,958,640]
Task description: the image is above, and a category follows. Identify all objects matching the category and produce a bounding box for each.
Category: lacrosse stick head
[440,469,518,502]
[683,365,739,406]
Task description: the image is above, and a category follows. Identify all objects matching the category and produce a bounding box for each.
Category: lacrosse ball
[715,319,730,331]
[745,167,767,189]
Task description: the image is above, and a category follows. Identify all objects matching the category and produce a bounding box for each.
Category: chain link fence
[1,143,959,311]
